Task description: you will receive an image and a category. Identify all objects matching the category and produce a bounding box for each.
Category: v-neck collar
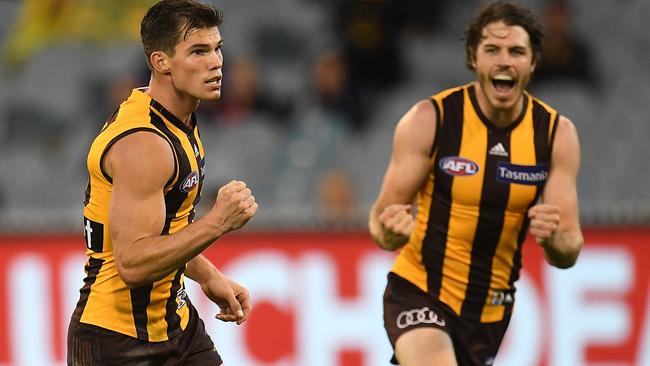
[468,84,528,133]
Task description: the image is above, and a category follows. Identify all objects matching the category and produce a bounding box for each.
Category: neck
[473,81,524,129]
[146,75,199,127]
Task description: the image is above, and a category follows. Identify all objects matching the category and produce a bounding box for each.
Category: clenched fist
[205,180,258,234]
[528,203,561,244]
[378,204,414,250]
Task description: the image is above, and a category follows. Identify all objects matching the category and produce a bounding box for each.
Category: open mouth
[492,74,516,94]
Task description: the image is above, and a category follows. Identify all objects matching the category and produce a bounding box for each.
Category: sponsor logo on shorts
[180,171,199,193]
[497,162,548,186]
[439,156,479,176]
[489,290,515,306]
[176,288,188,310]
[396,306,446,329]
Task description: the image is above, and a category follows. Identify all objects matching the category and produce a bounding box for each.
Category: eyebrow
[189,39,224,49]
[482,43,527,50]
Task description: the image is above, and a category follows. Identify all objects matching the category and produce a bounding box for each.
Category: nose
[209,49,223,70]
[496,49,512,67]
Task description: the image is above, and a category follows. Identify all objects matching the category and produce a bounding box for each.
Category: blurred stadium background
[0,0,648,365]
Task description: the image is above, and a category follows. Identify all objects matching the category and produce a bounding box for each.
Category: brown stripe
[72,257,104,321]
[164,266,186,338]
[130,284,153,340]
[429,98,442,157]
[149,112,192,235]
[186,128,204,224]
[423,88,465,297]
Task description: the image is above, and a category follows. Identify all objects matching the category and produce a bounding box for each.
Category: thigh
[383,272,458,365]
[176,308,223,366]
[395,327,458,366]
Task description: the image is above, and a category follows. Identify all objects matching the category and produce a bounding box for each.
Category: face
[166,26,223,101]
[471,21,536,113]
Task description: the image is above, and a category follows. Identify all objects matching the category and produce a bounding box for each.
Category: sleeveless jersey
[72,88,206,342]
[391,84,559,323]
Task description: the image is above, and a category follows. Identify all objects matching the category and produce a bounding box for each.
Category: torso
[392,84,558,323]
[74,89,206,341]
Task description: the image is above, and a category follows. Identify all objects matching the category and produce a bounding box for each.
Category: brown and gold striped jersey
[392,84,558,323]
[73,88,206,342]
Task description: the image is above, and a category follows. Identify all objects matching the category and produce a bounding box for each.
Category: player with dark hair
[67,1,258,365]
[369,1,583,365]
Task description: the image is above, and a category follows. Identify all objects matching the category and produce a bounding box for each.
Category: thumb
[225,290,244,318]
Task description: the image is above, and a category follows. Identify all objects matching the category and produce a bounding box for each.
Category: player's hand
[206,180,258,234]
[378,204,414,250]
[200,273,252,325]
[528,203,561,245]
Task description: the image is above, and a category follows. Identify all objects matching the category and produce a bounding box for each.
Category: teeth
[493,74,513,81]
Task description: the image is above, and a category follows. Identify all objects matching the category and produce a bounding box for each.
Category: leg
[394,327,458,366]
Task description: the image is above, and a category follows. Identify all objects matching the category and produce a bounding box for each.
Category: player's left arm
[185,254,252,325]
[528,115,584,269]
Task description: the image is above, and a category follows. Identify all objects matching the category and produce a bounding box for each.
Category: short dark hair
[140,0,224,70]
[464,1,543,71]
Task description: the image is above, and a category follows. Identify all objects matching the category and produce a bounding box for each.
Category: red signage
[0,228,648,366]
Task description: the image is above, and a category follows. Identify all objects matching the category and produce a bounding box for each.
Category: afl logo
[439,156,479,176]
[180,171,199,193]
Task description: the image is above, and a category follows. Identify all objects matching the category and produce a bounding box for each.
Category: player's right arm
[106,131,257,288]
[369,100,437,251]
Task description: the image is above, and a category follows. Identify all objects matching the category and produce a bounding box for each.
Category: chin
[201,92,221,101]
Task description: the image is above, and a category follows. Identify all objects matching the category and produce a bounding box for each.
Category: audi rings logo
[396,307,446,329]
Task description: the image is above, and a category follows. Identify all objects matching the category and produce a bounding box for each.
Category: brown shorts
[67,306,222,366]
[383,272,512,366]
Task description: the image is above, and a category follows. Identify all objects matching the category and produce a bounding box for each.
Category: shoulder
[551,115,580,169]
[393,99,438,155]
[104,131,175,185]
[396,100,436,136]
[554,115,580,148]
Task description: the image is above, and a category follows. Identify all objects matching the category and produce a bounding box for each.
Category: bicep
[542,116,581,231]
[375,100,436,209]
[107,132,175,255]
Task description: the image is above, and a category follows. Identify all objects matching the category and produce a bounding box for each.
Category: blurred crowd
[0,0,648,232]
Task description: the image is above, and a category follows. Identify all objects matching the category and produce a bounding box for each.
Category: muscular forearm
[185,254,220,285]
[117,219,226,287]
[541,230,583,269]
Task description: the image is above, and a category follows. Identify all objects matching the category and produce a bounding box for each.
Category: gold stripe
[146,272,175,341]
[439,90,487,315]
[391,158,436,292]
[80,260,138,338]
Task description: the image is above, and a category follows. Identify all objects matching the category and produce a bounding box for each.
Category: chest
[433,121,549,212]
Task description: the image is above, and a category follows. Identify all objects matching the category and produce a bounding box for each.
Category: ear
[468,47,477,69]
[150,51,171,74]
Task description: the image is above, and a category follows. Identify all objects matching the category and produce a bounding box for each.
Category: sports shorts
[67,305,222,366]
[383,272,512,366]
